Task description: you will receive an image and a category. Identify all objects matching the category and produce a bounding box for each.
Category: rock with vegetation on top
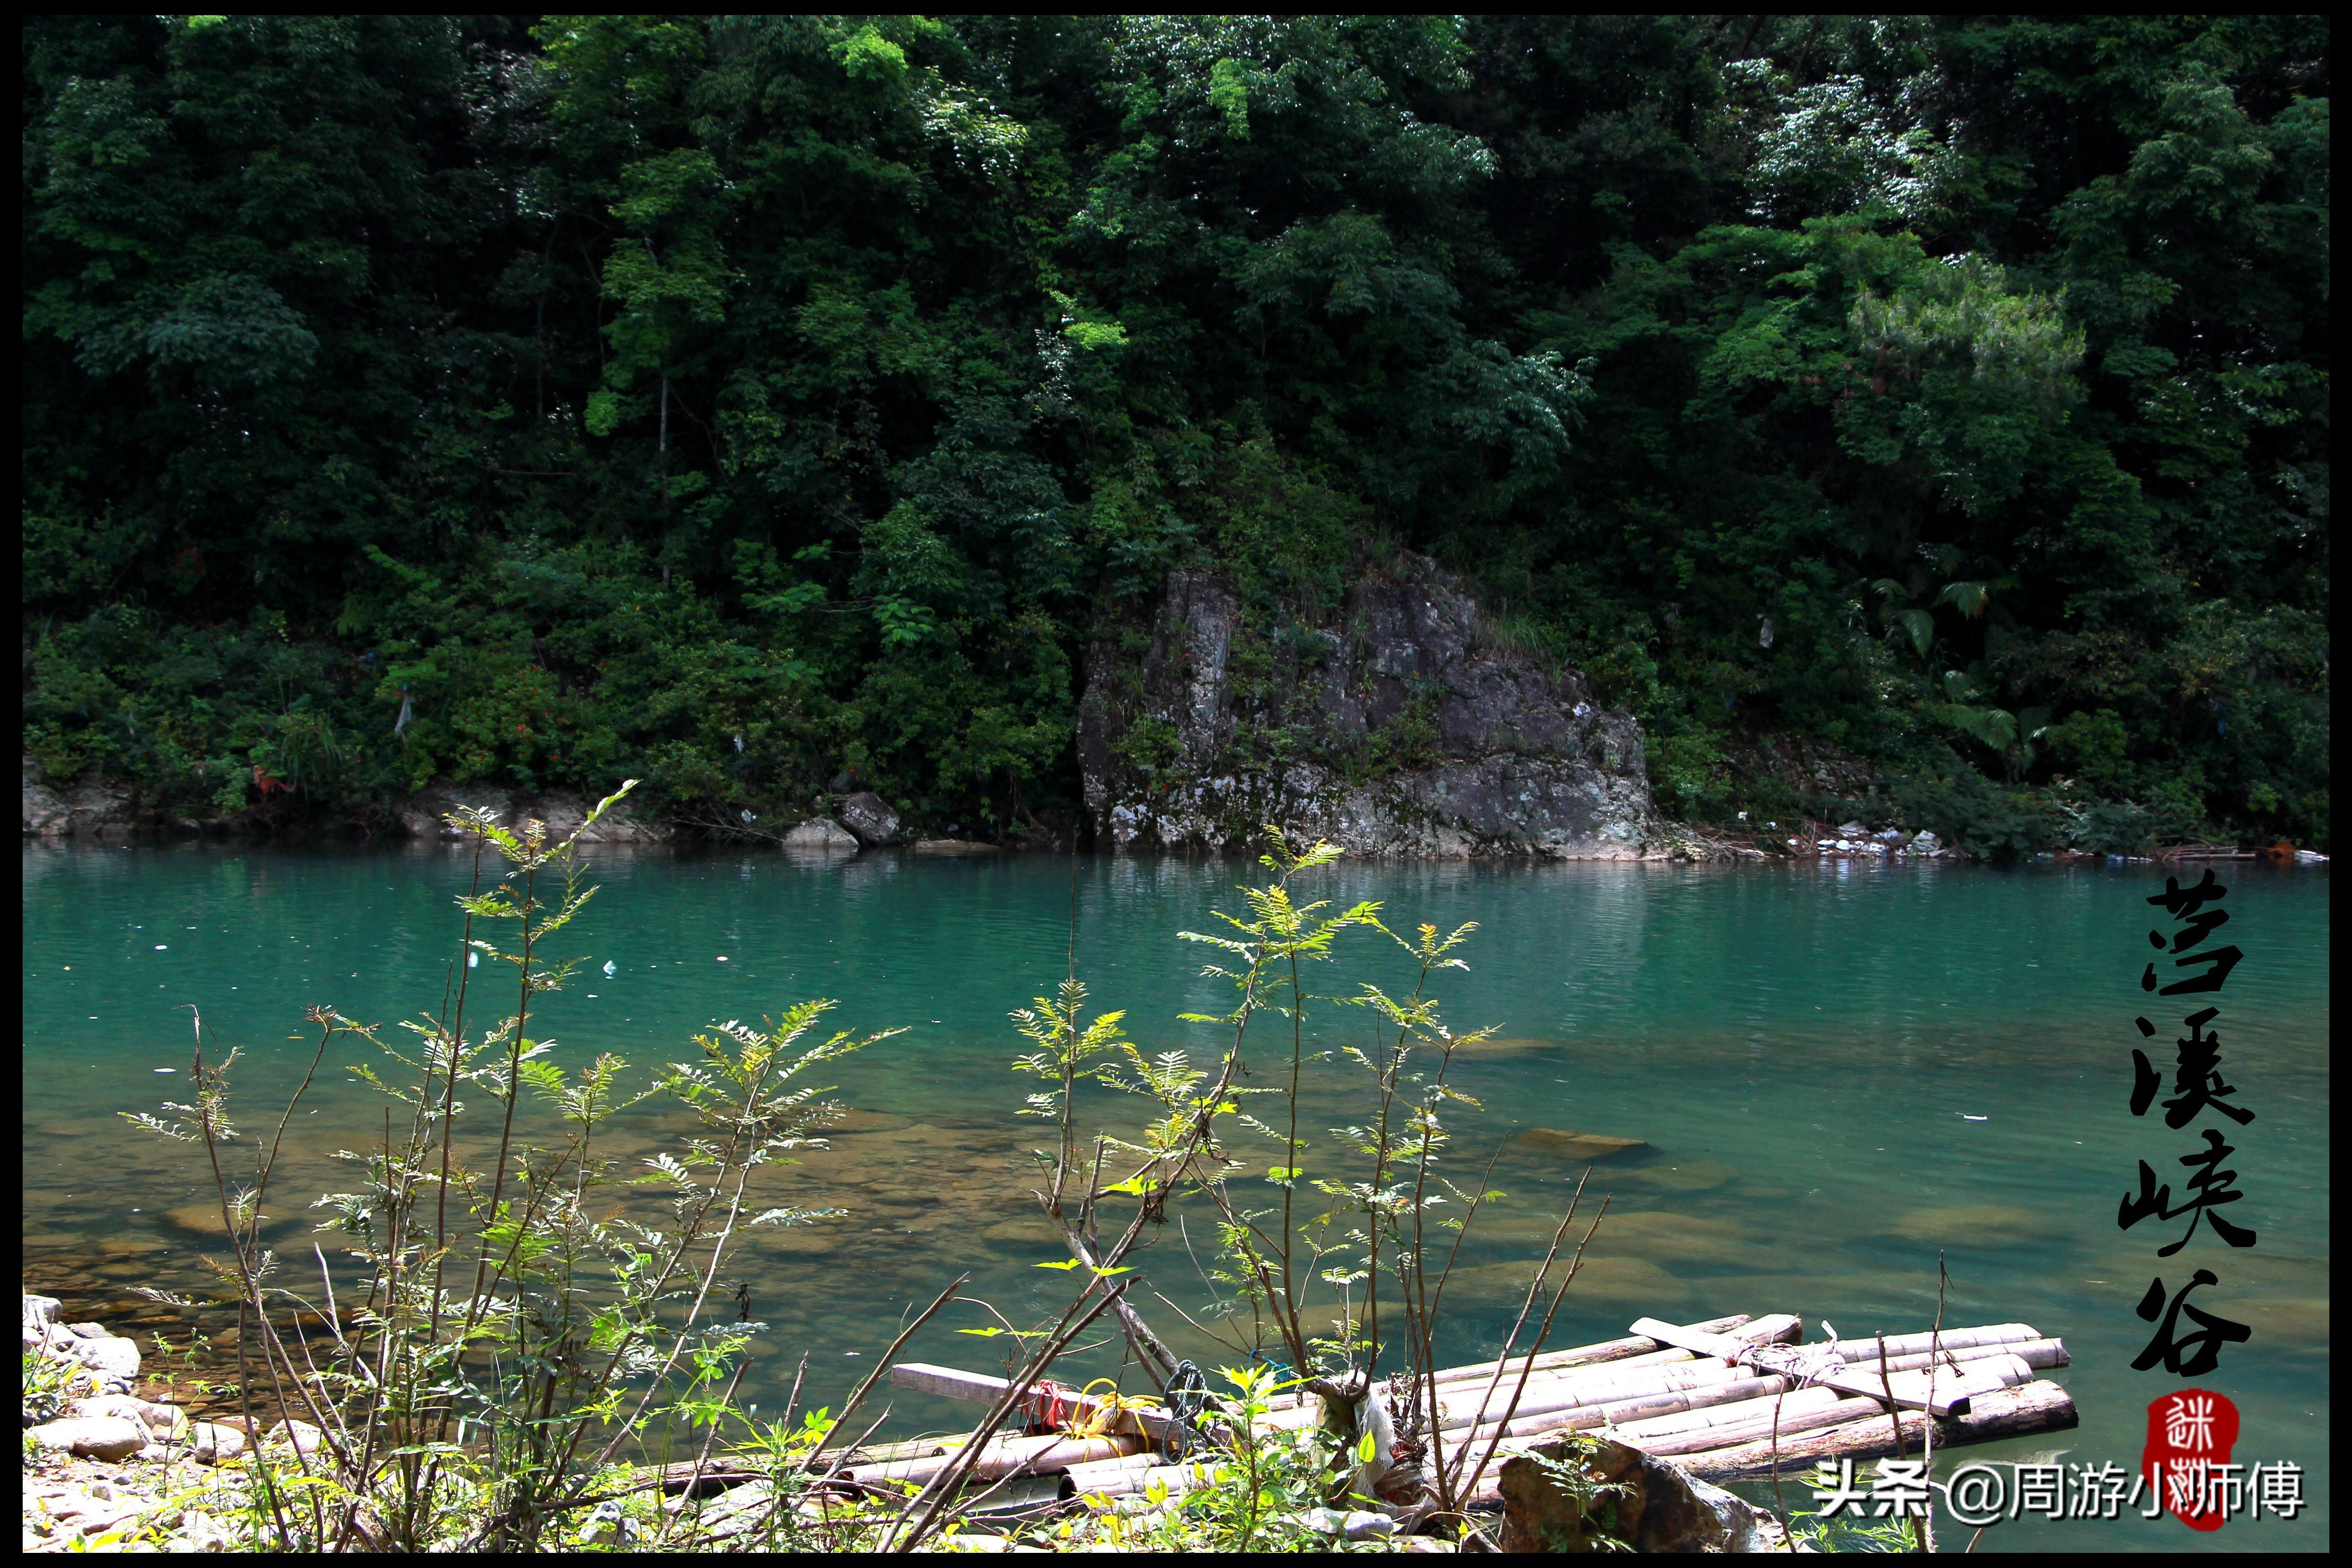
[21,759,137,837]
[1499,1434,1790,1552]
[1078,556,1657,858]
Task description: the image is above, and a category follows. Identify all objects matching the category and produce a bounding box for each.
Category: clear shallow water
[22,843,2329,1551]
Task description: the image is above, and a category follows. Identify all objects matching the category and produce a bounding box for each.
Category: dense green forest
[22,16,2330,850]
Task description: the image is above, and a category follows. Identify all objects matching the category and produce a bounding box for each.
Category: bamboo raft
[862,1310,2078,1510]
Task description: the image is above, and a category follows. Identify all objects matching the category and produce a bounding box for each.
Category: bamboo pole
[1433,1341,2056,1487]
[1839,1337,2068,1375]
[1434,1310,1793,1392]
[1629,1317,2012,1417]
[1608,1347,2045,1447]
[1430,1356,1762,1428]
[1060,1451,1172,1498]
[1626,1355,2034,1455]
[1434,1370,1794,1454]
[1611,1384,1851,1443]
[1257,1313,1772,1414]
[1428,1338,2049,1452]
[1673,1379,2080,1481]
[839,1431,1146,1489]
[1075,1459,1230,1511]
[1461,1380,2079,1505]
[1793,1322,2042,1361]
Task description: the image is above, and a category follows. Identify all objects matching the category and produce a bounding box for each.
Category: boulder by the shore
[396,782,669,844]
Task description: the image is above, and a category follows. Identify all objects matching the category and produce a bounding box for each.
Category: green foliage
[20,16,2329,845]
[21,1346,81,1427]
[1524,1433,1638,1553]
[1890,758,2064,862]
[119,785,913,1550]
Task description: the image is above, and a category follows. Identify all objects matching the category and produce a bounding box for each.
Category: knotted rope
[1734,1337,1849,1388]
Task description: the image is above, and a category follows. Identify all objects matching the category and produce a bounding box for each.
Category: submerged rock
[1077,557,1657,858]
[1609,1160,1737,1193]
[1514,1128,1653,1163]
[1880,1203,2048,1247]
[159,1202,283,1239]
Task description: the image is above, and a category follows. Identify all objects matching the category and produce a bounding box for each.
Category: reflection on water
[22,842,2329,1551]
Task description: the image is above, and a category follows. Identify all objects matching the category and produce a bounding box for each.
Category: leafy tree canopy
[22,16,2329,847]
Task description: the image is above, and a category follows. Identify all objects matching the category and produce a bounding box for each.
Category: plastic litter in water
[1960,1114,1989,1121]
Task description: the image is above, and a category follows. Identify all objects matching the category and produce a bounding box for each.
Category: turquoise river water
[21,842,2329,1551]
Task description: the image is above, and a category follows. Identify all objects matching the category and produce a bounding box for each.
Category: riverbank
[26,759,2323,865]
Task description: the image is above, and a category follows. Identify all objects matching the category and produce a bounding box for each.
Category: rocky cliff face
[1076,556,1657,857]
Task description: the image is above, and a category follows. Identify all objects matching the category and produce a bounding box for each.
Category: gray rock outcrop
[22,758,137,838]
[1077,557,1656,857]
[782,817,860,851]
[836,791,902,847]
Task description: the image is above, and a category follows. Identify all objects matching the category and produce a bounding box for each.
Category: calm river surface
[22,842,2329,1551]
